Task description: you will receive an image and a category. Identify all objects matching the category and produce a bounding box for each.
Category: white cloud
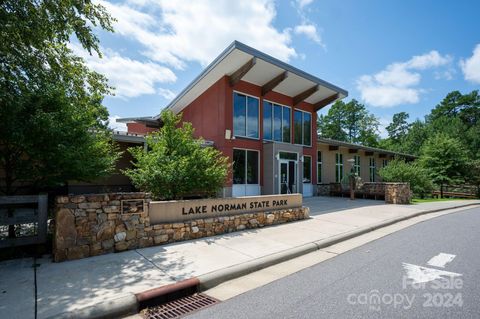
[356,50,452,108]
[296,0,314,9]
[405,51,452,70]
[108,115,128,131]
[378,116,391,138]
[460,44,480,84]
[99,0,297,68]
[71,44,176,99]
[157,88,176,100]
[294,24,322,45]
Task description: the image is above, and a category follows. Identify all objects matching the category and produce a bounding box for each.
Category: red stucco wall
[180,76,318,186]
[126,123,157,135]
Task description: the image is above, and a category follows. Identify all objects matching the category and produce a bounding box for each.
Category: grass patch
[412,197,469,204]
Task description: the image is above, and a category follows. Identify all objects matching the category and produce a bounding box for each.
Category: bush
[124,111,230,200]
[379,159,433,198]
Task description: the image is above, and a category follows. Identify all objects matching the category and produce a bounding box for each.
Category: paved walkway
[0,198,478,319]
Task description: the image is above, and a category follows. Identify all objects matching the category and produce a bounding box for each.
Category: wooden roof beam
[229,57,256,87]
[261,71,288,96]
[293,85,319,106]
[314,93,339,111]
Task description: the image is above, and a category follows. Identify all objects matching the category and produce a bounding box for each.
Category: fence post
[37,194,48,243]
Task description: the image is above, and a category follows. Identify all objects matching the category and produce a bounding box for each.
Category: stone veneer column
[385,183,411,204]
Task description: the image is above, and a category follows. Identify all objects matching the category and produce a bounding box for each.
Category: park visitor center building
[108,41,413,198]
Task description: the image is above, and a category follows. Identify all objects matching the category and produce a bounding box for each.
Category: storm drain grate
[142,293,219,319]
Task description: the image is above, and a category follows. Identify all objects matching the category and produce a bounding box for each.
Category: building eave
[156,40,348,119]
[317,137,417,159]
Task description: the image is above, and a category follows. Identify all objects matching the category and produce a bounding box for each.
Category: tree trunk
[440,184,444,199]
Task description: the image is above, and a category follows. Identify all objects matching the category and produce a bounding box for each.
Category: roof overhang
[161,41,348,118]
[317,137,416,159]
[112,131,146,144]
[116,116,161,128]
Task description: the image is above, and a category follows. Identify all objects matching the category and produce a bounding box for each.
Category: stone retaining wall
[54,193,309,262]
[385,183,411,204]
[316,184,331,196]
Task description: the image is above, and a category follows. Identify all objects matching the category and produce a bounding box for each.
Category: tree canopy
[0,0,119,194]
[317,99,380,146]
[124,111,230,200]
[378,159,433,198]
[420,133,469,189]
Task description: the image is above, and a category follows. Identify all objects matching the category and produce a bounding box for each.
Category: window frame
[369,157,376,182]
[233,91,260,140]
[353,155,361,176]
[263,99,291,144]
[232,148,260,185]
[303,155,312,184]
[317,151,322,184]
[293,109,312,147]
[335,153,344,183]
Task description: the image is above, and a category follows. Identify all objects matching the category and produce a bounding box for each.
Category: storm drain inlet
[142,293,219,319]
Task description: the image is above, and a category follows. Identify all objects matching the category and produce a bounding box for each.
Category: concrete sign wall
[149,194,303,224]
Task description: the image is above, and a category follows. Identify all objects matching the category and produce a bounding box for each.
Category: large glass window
[282,107,291,143]
[233,149,246,184]
[247,150,259,184]
[263,103,272,140]
[263,101,290,143]
[317,151,322,184]
[294,111,302,145]
[335,153,344,183]
[369,157,376,182]
[303,112,311,146]
[233,149,259,185]
[279,152,297,160]
[273,104,282,141]
[354,155,361,176]
[233,92,259,138]
[303,156,311,183]
[294,110,312,146]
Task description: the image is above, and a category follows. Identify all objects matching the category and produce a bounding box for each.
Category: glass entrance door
[279,160,297,194]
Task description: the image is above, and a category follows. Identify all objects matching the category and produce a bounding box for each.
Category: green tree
[465,160,480,198]
[420,134,469,197]
[378,159,433,198]
[318,99,380,146]
[386,112,410,142]
[428,90,480,159]
[124,111,230,200]
[379,119,429,156]
[317,101,347,141]
[0,0,119,195]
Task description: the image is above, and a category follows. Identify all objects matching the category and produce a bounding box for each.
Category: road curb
[197,202,480,291]
[54,202,479,318]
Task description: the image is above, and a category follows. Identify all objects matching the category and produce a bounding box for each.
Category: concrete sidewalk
[1,198,478,319]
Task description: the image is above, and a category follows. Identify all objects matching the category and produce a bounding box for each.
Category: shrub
[379,159,433,198]
[124,111,230,200]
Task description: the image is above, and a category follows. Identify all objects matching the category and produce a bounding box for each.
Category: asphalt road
[187,207,480,319]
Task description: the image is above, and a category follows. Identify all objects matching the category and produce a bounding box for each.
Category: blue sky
[81,0,480,135]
